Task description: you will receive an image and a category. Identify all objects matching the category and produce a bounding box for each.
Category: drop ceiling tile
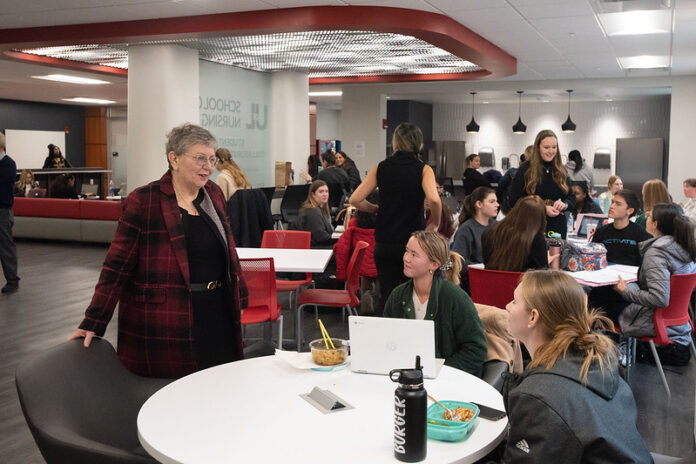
[427,0,510,12]
[447,7,523,24]
[342,0,440,12]
[508,0,577,6]
[529,15,604,38]
[671,55,696,75]
[551,36,612,54]
[515,1,593,19]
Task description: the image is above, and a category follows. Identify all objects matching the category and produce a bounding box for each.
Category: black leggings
[374,241,407,316]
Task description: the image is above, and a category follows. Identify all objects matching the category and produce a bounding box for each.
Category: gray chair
[481,360,509,393]
[651,452,696,463]
[15,338,172,464]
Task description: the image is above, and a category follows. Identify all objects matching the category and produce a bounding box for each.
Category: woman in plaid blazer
[69,124,247,378]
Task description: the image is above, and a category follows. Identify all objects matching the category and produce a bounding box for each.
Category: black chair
[279,184,310,228]
[327,182,348,216]
[259,186,276,207]
[15,339,172,464]
[480,360,509,393]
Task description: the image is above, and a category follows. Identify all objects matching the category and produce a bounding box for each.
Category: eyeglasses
[182,153,217,167]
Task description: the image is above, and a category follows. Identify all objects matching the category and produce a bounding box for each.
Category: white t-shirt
[411,289,429,321]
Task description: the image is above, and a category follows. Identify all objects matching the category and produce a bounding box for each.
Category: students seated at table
[49,173,79,199]
[597,175,623,214]
[615,203,696,347]
[335,192,378,314]
[452,186,498,292]
[635,178,672,229]
[384,231,487,376]
[681,177,696,223]
[13,169,39,197]
[570,180,602,221]
[214,148,251,201]
[482,195,549,272]
[335,151,361,192]
[565,149,594,189]
[302,151,349,188]
[588,189,652,322]
[462,153,491,195]
[295,180,334,247]
[502,270,652,463]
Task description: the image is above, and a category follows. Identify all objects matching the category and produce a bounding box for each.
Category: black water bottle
[389,356,427,462]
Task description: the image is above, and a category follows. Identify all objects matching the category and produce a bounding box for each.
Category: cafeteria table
[138,355,508,464]
[236,247,333,273]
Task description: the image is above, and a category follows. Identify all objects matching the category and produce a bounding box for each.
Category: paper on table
[275,349,317,369]
[571,265,637,285]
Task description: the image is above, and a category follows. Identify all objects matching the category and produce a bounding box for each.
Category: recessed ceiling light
[62,97,116,104]
[605,98,613,102]
[618,55,670,69]
[482,101,489,104]
[32,74,110,85]
[599,10,672,36]
[308,91,342,97]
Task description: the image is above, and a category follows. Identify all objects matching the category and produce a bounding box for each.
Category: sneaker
[1,283,19,294]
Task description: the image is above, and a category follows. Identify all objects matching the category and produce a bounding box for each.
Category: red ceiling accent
[2,50,128,76]
[0,6,516,83]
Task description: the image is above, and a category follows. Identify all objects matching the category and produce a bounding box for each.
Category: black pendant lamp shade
[562,89,576,133]
[512,90,526,134]
[466,92,480,133]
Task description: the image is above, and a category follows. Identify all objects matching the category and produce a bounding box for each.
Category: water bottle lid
[388,355,424,385]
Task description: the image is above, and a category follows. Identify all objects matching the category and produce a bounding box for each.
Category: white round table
[138,356,508,463]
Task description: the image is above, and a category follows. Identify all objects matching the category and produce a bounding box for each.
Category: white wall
[668,76,696,203]
[433,97,671,180]
[316,107,341,141]
[340,86,387,178]
[107,116,127,191]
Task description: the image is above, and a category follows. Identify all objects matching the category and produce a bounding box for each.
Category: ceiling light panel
[18,30,481,78]
[599,9,672,35]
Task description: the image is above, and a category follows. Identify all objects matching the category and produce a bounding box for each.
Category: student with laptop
[588,189,652,322]
[383,230,487,376]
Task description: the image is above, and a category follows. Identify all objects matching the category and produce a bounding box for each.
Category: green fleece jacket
[384,277,487,376]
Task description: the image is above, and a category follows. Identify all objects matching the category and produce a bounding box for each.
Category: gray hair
[165,123,217,168]
[0,132,5,151]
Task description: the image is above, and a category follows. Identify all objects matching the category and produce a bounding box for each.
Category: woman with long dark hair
[502,270,651,462]
[565,149,594,188]
[509,129,574,238]
[296,180,334,247]
[482,195,549,272]
[350,122,441,314]
[616,203,696,345]
[571,181,602,220]
[335,151,361,192]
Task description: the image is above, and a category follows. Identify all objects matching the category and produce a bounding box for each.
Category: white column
[270,72,309,184]
[127,44,199,192]
[340,86,387,177]
[668,76,696,202]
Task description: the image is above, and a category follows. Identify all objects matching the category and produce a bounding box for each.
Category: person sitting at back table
[571,180,602,221]
[14,169,39,197]
[214,148,251,201]
[49,173,79,199]
[302,151,349,187]
[597,175,623,215]
[565,149,594,188]
[502,270,652,463]
[295,180,334,247]
[682,178,696,223]
[426,199,454,240]
[452,186,498,292]
[335,151,361,192]
[384,230,487,376]
[588,189,652,322]
[462,153,491,195]
[43,144,71,169]
[635,178,672,229]
[615,203,696,347]
[482,195,551,272]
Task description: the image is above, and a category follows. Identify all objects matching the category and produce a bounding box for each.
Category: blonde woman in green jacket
[384,230,487,376]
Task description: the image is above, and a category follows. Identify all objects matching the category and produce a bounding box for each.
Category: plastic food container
[309,338,348,366]
[426,401,480,442]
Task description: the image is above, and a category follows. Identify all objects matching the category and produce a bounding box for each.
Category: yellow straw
[318,319,336,349]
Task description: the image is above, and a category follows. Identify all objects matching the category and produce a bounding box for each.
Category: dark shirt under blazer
[79,170,247,378]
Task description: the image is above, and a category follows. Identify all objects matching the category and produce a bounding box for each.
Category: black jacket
[296,206,334,246]
[226,188,273,248]
[462,167,491,195]
[501,355,652,463]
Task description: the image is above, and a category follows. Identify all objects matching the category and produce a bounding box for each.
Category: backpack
[560,241,607,272]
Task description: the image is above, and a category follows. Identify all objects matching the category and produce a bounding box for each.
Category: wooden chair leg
[648,340,671,398]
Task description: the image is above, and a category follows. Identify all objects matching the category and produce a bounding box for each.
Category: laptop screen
[576,214,608,236]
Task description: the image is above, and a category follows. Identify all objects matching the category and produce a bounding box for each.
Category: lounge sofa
[12,198,122,243]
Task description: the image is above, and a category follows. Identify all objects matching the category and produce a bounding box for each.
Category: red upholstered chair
[468,267,523,309]
[628,273,696,397]
[239,257,283,350]
[261,229,313,309]
[295,241,369,350]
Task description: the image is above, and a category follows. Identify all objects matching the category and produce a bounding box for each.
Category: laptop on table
[348,315,443,379]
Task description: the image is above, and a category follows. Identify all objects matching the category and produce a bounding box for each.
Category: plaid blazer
[79,170,248,378]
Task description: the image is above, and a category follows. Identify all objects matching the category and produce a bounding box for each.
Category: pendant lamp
[466,92,480,133]
[561,89,577,133]
[512,90,526,134]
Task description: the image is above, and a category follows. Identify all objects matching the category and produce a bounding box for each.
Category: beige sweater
[474,303,523,373]
[215,170,239,201]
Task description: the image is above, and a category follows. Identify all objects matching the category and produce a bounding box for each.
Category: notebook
[348,315,442,379]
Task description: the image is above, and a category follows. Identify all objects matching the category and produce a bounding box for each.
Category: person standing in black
[42,144,72,169]
[509,129,575,238]
[350,122,441,314]
[0,132,19,293]
[462,153,491,195]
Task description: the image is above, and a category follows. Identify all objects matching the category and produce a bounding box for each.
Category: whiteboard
[5,129,66,170]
